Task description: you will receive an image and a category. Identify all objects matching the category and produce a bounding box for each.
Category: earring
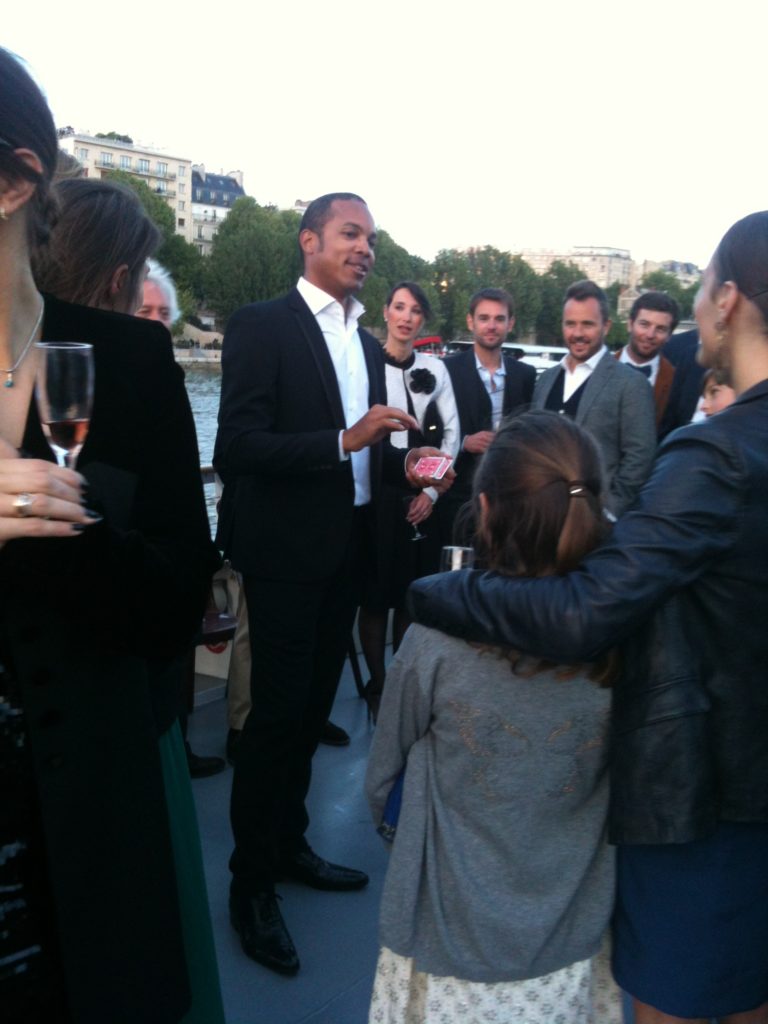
[715,319,727,346]
[0,207,7,221]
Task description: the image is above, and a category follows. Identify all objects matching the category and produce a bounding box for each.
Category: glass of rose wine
[34,342,94,468]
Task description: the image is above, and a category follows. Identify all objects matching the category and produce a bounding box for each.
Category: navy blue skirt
[613,822,768,1017]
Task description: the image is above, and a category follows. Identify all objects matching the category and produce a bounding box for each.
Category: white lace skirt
[368,936,622,1024]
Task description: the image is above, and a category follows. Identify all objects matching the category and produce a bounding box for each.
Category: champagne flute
[34,342,94,468]
[402,495,425,541]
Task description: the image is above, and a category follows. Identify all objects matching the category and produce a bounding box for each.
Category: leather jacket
[408,381,768,845]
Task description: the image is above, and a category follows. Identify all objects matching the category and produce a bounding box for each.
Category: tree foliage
[204,198,302,324]
[105,169,204,299]
[535,261,585,345]
[96,131,134,144]
[106,168,175,241]
[639,269,698,319]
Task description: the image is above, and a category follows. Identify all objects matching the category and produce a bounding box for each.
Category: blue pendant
[4,378,13,388]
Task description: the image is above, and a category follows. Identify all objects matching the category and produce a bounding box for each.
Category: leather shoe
[319,720,350,746]
[279,847,368,891]
[226,728,242,766]
[185,742,226,778]
[229,887,299,975]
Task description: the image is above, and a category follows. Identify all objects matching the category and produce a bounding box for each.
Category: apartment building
[518,245,633,288]
[190,166,246,256]
[57,130,194,243]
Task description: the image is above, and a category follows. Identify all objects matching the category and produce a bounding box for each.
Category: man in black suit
[441,288,536,540]
[657,328,705,439]
[214,193,443,975]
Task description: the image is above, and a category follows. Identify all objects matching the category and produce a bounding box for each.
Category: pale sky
[8,0,767,269]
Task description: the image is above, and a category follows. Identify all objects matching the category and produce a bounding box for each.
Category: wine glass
[34,342,94,468]
[402,495,425,541]
[440,546,475,571]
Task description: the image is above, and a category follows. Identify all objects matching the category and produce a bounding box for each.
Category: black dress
[0,295,219,1024]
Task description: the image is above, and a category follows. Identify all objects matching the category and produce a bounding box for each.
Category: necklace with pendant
[3,300,44,388]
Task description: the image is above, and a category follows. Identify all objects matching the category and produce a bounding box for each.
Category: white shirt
[561,345,608,402]
[474,354,506,429]
[619,346,659,387]
[296,276,371,505]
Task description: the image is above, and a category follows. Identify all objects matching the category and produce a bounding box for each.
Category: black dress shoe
[319,720,350,747]
[279,847,369,891]
[229,887,299,975]
[185,742,226,778]
[226,728,242,766]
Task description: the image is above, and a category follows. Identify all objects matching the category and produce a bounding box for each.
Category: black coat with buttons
[1,296,219,1023]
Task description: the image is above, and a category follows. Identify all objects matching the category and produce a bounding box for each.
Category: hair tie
[568,480,587,497]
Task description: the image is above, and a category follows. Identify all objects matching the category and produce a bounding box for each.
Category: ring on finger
[13,492,35,517]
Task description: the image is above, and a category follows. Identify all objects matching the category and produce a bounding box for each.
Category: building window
[223,192,229,203]
[178,217,185,227]
[156,181,167,194]
[197,226,204,238]
[178,182,185,194]
[178,165,186,177]
[77,147,89,161]
[138,158,149,173]
[100,152,113,166]
[157,161,168,176]
[195,188,202,200]
[197,244,204,255]
[178,200,185,211]
[209,192,217,203]
[120,155,131,170]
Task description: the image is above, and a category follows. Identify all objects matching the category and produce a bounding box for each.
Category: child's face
[701,380,736,417]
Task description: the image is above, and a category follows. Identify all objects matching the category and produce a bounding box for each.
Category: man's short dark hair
[299,192,367,237]
[563,279,610,324]
[468,287,515,317]
[629,290,680,331]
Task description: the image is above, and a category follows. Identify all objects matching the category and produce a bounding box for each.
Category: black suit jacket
[443,348,536,496]
[215,287,397,581]
[3,295,218,1023]
[658,329,705,439]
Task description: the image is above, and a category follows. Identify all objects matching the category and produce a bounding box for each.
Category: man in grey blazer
[533,280,656,517]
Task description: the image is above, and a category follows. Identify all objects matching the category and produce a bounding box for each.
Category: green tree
[106,169,204,303]
[96,131,134,144]
[535,261,585,345]
[639,269,699,320]
[106,168,175,241]
[205,197,301,324]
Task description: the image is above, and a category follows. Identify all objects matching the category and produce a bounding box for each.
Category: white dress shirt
[296,276,371,505]
[474,354,506,429]
[561,345,608,402]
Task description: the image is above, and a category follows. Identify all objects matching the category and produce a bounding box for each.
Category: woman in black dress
[0,48,220,1023]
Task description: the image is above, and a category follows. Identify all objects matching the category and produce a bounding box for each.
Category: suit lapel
[575,352,612,423]
[360,328,384,407]
[287,289,346,428]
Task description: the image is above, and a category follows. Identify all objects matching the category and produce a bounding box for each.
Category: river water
[183,365,221,465]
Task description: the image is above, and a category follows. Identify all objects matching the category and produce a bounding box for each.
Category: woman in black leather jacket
[408,212,768,1024]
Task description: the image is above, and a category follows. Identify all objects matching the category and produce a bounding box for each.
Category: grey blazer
[534,352,656,516]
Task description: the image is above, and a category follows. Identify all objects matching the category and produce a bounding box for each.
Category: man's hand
[342,405,419,453]
[462,430,495,455]
[405,447,456,494]
[404,491,433,525]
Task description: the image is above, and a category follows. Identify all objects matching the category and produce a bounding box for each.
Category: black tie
[629,363,652,379]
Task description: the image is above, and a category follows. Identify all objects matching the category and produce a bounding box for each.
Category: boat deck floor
[188,661,388,1024]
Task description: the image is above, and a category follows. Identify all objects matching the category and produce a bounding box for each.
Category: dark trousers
[229,508,370,893]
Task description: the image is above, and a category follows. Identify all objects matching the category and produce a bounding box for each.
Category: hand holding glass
[34,343,94,468]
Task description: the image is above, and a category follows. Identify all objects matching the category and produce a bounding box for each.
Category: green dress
[159,721,225,1024]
